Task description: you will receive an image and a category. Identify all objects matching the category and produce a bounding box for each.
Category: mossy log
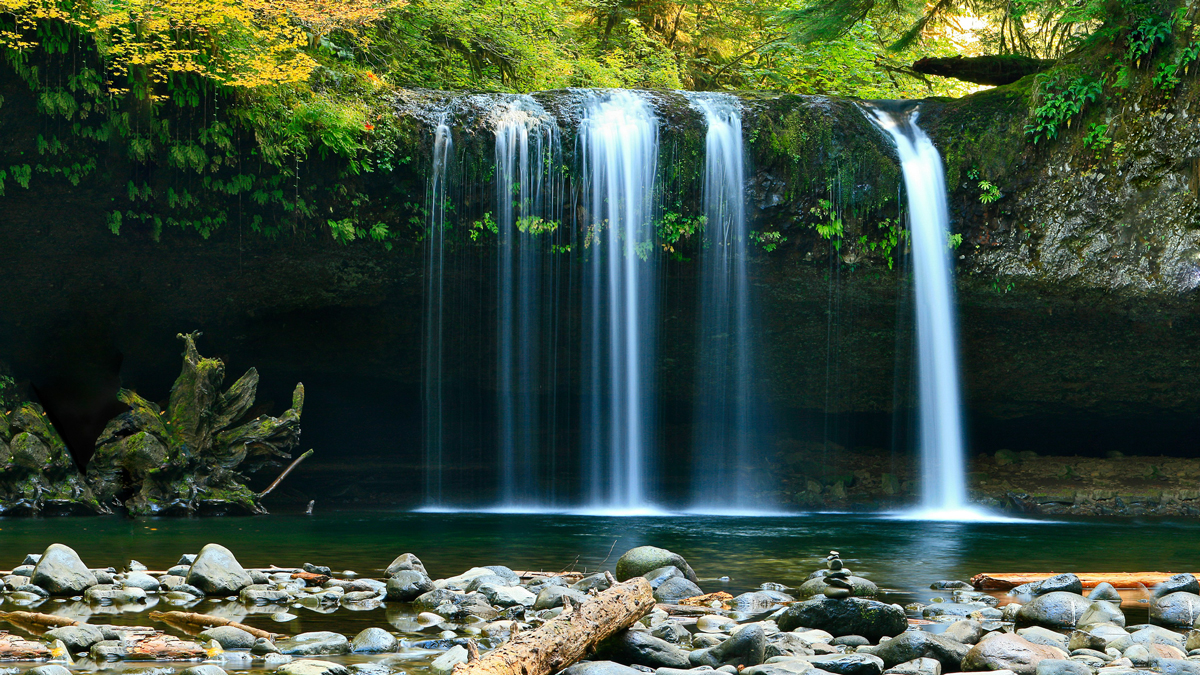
[912,55,1055,85]
[88,332,306,515]
[452,576,654,675]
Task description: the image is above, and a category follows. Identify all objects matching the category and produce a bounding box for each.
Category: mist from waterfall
[579,90,661,513]
[866,104,976,520]
[422,115,453,507]
[494,96,565,507]
[686,93,763,510]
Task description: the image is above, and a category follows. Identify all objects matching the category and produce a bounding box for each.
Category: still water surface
[1,511,1196,671]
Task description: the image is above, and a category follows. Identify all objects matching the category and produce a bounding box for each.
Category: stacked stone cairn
[1,545,1199,675]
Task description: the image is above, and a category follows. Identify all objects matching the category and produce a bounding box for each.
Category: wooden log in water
[0,631,52,660]
[452,575,654,675]
[0,611,81,630]
[148,611,280,640]
[121,632,207,660]
[971,572,1185,590]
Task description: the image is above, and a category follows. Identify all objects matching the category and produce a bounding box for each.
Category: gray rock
[1089,583,1122,603]
[931,582,973,591]
[1079,601,1125,629]
[12,564,35,576]
[303,563,332,576]
[595,629,692,668]
[691,624,767,668]
[185,543,252,595]
[874,631,971,670]
[560,661,643,675]
[169,582,205,597]
[431,645,468,675]
[1017,627,1070,651]
[796,577,880,600]
[275,631,351,656]
[803,654,886,675]
[482,566,520,585]
[1069,648,1110,662]
[1016,592,1094,629]
[883,658,940,675]
[643,566,684,590]
[573,573,614,594]
[1157,659,1200,675]
[962,633,1068,675]
[832,636,870,647]
[14,584,49,598]
[350,627,398,653]
[480,583,536,608]
[21,553,42,566]
[1109,626,1186,652]
[652,622,692,646]
[535,585,591,610]
[1012,575,1084,598]
[1123,644,1151,667]
[465,574,509,593]
[654,577,704,603]
[1154,576,1200,599]
[252,637,283,655]
[387,570,435,601]
[277,660,351,675]
[217,651,254,668]
[26,666,72,675]
[198,626,256,650]
[264,653,294,666]
[180,667,228,675]
[31,544,97,595]
[249,570,271,585]
[122,572,162,592]
[922,603,985,619]
[1151,593,1200,629]
[384,553,427,577]
[90,640,123,661]
[46,624,105,652]
[777,598,908,641]
[241,586,293,605]
[693,634,724,648]
[616,547,699,583]
[744,660,817,675]
[1069,631,1109,652]
[943,620,985,645]
[1034,659,1093,675]
[1188,630,1200,651]
[767,633,817,658]
[734,591,795,613]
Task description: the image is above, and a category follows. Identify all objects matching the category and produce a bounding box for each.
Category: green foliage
[811,198,844,250]
[1083,122,1112,150]
[750,230,785,252]
[857,217,904,269]
[655,209,704,259]
[517,216,559,235]
[1024,75,1102,144]
[947,232,963,249]
[469,212,498,241]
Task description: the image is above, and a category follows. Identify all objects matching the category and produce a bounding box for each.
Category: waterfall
[866,103,974,518]
[422,115,453,507]
[686,93,761,510]
[493,96,564,507]
[579,90,660,512]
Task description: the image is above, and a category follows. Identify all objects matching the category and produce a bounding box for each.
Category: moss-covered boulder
[615,546,699,583]
[0,404,104,515]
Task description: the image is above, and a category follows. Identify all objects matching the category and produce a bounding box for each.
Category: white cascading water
[686,93,759,509]
[493,96,563,507]
[867,104,977,519]
[579,90,660,513]
[422,115,453,507]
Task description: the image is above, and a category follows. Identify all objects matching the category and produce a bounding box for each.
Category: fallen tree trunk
[972,572,1187,590]
[148,611,279,640]
[0,611,81,630]
[120,632,207,660]
[453,575,653,675]
[911,55,1055,86]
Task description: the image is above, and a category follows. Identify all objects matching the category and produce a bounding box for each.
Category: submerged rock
[275,632,351,656]
[350,627,398,653]
[1015,592,1092,629]
[31,543,97,594]
[386,570,434,601]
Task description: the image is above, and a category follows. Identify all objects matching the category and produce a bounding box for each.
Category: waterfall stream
[579,90,661,513]
[686,93,764,510]
[422,115,453,507]
[866,103,981,519]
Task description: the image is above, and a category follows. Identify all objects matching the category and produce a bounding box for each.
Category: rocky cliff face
[2,68,1199,506]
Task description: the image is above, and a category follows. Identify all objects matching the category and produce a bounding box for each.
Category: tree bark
[911,55,1055,86]
[971,572,1186,590]
[453,576,654,675]
[0,611,81,629]
[0,631,51,659]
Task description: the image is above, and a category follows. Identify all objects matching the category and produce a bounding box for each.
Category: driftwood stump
[453,576,654,675]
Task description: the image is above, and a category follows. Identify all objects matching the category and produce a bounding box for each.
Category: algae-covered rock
[777,597,907,640]
[615,546,699,583]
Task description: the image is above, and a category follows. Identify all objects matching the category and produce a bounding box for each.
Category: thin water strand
[422,115,453,507]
